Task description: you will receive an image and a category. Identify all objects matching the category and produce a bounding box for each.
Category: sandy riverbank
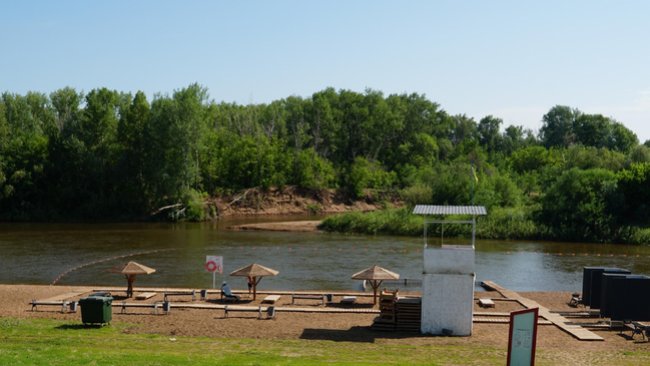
[228,220,322,232]
[3,283,649,364]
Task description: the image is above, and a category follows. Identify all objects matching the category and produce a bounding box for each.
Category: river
[2,219,650,292]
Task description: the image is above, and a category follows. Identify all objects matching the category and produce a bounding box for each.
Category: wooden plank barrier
[481,280,603,341]
[291,294,326,305]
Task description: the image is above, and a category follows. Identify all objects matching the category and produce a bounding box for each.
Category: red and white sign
[205,256,223,273]
[507,307,539,366]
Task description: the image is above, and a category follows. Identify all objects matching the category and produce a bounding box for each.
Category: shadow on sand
[300,326,423,343]
[207,299,255,305]
[325,303,376,309]
[56,324,107,330]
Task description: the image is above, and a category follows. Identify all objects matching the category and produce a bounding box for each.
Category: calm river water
[2,218,650,292]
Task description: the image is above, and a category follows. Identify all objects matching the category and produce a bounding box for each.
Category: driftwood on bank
[228,188,253,206]
[151,203,183,216]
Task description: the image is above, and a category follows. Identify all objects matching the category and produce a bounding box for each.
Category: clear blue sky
[2,0,649,141]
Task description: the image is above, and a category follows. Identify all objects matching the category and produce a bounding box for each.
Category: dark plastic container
[582,267,630,308]
[599,273,629,317]
[608,275,650,321]
[79,296,113,325]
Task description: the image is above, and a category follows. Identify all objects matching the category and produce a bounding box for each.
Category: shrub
[321,206,543,240]
[538,168,618,242]
[477,206,540,240]
[179,188,210,222]
[293,148,336,190]
[618,226,650,245]
[319,208,422,236]
[345,157,396,198]
[401,184,433,207]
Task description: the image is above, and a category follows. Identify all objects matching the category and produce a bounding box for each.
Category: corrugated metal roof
[412,205,487,216]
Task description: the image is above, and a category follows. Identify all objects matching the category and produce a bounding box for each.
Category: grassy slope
[2,318,649,365]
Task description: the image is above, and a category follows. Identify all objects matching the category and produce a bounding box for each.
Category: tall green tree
[0,92,52,217]
[309,88,338,158]
[573,114,611,149]
[540,105,580,148]
[116,91,150,214]
[608,121,638,152]
[538,168,619,242]
[335,90,368,163]
[478,115,503,155]
[501,125,536,156]
[50,87,82,134]
[616,163,650,226]
[144,84,207,208]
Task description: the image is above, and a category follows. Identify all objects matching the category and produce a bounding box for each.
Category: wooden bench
[118,301,168,314]
[291,294,325,305]
[30,300,77,313]
[163,291,196,302]
[135,292,157,300]
[223,305,276,319]
[478,298,495,308]
[568,293,582,307]
[624,321,650,341]
[262,295,281,304]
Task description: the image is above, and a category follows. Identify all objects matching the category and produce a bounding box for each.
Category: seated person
[220,282,240,301]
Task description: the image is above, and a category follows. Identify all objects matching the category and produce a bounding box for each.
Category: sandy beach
[3,283,649,365]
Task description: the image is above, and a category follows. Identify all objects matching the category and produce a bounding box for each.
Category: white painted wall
[423,245,474,274]
[421,246,475,336]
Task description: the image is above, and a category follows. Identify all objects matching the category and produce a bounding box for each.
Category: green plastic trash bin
[79,296,112,325]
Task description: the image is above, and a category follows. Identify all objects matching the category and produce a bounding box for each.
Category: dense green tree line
[1,85,649,243]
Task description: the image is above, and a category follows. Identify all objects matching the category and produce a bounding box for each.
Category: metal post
[424,220,428,248]
[471,217,476,248]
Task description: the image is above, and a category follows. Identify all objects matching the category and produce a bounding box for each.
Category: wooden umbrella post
[372,280,383,305]
[373,284,377,305]
[229,263,279,302]
[119,261,156,299]
[253,276,261,300]
[351,265,399,306]
[126,274,136,298]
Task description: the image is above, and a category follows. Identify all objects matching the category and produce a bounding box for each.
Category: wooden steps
[395,298,421,331]
[372,290,397,331]
[372,290,421,332]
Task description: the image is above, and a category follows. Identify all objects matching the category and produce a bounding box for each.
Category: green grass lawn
[0,317,505,366]
[2,317,650,365]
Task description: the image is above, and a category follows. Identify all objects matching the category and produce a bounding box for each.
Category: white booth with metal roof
[413,205,487,336]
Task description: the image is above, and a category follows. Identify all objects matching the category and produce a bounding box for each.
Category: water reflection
[1,221,650,292]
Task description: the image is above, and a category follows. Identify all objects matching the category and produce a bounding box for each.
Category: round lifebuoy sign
[205,261,217,272]
[205,255,223,273]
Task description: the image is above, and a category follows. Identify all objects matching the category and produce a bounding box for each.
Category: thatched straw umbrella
[230,263,279,300]
[351,265,400,305]
[120,261,156,298]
